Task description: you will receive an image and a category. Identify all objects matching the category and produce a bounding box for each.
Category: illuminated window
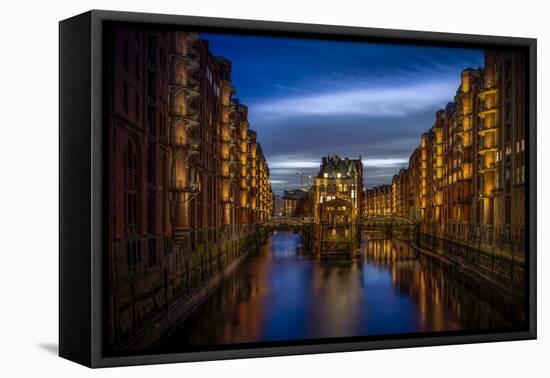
[323,173,328,178]
[506,145,512,157]
[337,173,341,178]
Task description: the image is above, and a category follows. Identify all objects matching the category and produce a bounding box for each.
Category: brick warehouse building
[312,156,364,256]
[364,49,526,282]
[106,26,273,351]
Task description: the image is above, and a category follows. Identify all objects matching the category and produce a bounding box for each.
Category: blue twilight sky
[202,33,484,194]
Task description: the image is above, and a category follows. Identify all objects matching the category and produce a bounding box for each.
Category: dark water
[158,232,524,351]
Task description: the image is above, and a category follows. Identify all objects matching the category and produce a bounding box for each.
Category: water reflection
[158,232,523,351]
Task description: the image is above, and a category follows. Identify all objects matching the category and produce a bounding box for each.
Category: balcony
[478,145,498,154]
[186,107,199,120]
[172,136,199,152]
[478,124,498,135]
[491,187,503,195]
[169,44,200,72]
[457,126,472,136]
[220,121,234,131]
[169,75,199,99]
[187,47,200,61]
[223,104,235,114]
[478,162,497,173]
[221,174,232,181]
[170,108,199,129]
[187,77,200,91]
[171,179,200,193]
[478,106,498,118]
[455,142,464,152]
[478,192,493,200]
[172,136,185,149]
[459,113,473,122]
[478,86,497,99]
[221,155,237,165]
[187,138,200,151]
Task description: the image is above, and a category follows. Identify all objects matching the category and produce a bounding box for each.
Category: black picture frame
[59,9,537,368]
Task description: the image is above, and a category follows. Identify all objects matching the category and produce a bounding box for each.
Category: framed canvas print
[59,10,536,368]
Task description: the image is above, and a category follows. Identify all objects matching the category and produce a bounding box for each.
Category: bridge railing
[256,217,313,227]
[361,215,416,226]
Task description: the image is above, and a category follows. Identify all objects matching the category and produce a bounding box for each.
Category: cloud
[269,159,320,169]
[362,158,409,168]
[252,79,456,120]
[269,157,408,170]
[267,156,410,194]
[202,32,484,192]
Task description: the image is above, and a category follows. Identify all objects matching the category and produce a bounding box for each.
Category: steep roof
[318,155,363,179]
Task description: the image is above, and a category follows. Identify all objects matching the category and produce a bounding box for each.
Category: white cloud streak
[269,160,320,169]
[268,157,408,170]
[362,158,408,167]
[253,80,456,119]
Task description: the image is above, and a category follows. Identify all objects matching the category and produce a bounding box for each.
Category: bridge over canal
[256,217,314,249]
[256,215,418,259]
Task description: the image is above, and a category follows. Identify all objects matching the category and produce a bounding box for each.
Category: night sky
[202,33,484,194]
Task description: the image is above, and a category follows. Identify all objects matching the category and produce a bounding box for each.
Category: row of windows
[126,139,163,236]
[318,184,355,193]
[122,84,168,137]
[205,66,221,97]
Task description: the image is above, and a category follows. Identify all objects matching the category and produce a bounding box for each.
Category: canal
[156,232,525,352]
